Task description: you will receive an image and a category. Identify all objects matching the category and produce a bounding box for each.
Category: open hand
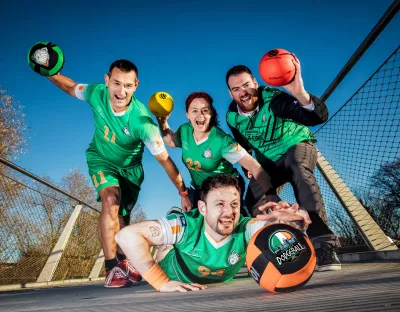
[282,55,310,105]
[181,195,193,212]
[256,201,311,231]
[160,280,207,292]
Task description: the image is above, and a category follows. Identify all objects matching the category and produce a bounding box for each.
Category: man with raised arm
[225,61,340,271]
[43,60,192,288]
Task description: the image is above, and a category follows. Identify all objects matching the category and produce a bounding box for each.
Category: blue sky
[1,0,399,220]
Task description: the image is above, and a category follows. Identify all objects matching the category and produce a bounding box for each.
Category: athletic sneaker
[315,241,342,271]
[118,259,142,283]
[104,266,131,288]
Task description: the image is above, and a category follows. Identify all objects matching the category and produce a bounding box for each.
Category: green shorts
[86,148,144,219]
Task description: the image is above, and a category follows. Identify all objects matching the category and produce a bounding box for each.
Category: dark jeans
[245,142,333,239]
[190,175,250,217]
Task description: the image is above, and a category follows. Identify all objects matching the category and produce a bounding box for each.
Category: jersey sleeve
[137,116,166,155]
[158,212,187,245]
[75,83,99,103]
[221,135,247,164]
[244,219,268,244]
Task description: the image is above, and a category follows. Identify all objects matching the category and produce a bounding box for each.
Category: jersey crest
[227,250,241,266]
[202,147,213,159]
[123,127,131,136]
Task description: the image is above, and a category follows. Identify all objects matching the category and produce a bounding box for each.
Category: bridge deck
[1,262,399,312]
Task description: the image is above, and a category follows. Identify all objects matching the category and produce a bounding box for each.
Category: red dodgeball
[259,48,296,87]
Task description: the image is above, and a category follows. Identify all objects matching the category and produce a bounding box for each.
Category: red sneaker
[104,266,131,288]
[118,259,142,283]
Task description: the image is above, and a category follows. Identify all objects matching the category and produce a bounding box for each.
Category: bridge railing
[279,47,399,251]
[0,159,102,286]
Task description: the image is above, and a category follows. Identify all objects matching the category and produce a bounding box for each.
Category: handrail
[321,0,400,102]
[0,156,100,212]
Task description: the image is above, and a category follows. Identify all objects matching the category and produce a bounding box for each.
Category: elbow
[250,162,263,177]
[68,85,77,98]
[155,150,169,165]
[164,140,175,148]
[321,112,329,123]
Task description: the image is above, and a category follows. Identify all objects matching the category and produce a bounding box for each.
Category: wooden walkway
[0,262,399,312]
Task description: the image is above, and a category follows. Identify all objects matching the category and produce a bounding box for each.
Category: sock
[117,252,127,262]
[105,257,119,272]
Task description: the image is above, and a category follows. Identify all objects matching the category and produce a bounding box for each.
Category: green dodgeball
[28,41,65,76]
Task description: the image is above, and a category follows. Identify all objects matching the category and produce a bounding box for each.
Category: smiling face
[186,97,213,135]
[105,67,139,112]
[228,72,259,112]
[199,186,241,239]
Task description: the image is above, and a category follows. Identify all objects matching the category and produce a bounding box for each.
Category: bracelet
[179,188,189,196]
[142,263,170,291]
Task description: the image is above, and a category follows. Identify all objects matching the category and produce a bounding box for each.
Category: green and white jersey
[76,83,165,168]
[175,123,247,189]
[226,86,315,162]
[158,209,266,284]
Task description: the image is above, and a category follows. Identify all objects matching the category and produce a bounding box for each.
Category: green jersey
[76,83,165,168]
[175,123,246,189]
[226,86,315,162]
[158,209,266,283]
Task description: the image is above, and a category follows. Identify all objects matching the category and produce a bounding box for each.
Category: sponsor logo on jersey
[227,250,241,266]
[245,130,263,141]
[185,247,202,258]
[269,230,306,266]
[203,147,213,159]
[179,215,186,227]
[123,127,131,136]
[32,47,49,66]
[96,107,105,118]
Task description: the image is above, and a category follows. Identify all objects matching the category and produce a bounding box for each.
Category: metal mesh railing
[0,164,101,285]
[52,206,102,281]
[280,46,400,248]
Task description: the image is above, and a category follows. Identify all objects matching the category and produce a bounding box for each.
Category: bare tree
[60,168,99,209]
[130,203,147,223]
[330,159,400,250]
[364,159,400,240]
[0,88,27,163]
[329,206,365,248]
[0,88,28,229]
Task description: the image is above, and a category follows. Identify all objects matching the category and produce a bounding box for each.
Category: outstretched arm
[154,150,192,212]
[271,57,329,126]
[237,154,281,203]
[47,73,78,98]
[116,220,206,292]
[156,116,178,148]
[116,220,164,274]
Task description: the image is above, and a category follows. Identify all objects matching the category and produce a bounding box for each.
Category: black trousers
[245,142,333,239]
